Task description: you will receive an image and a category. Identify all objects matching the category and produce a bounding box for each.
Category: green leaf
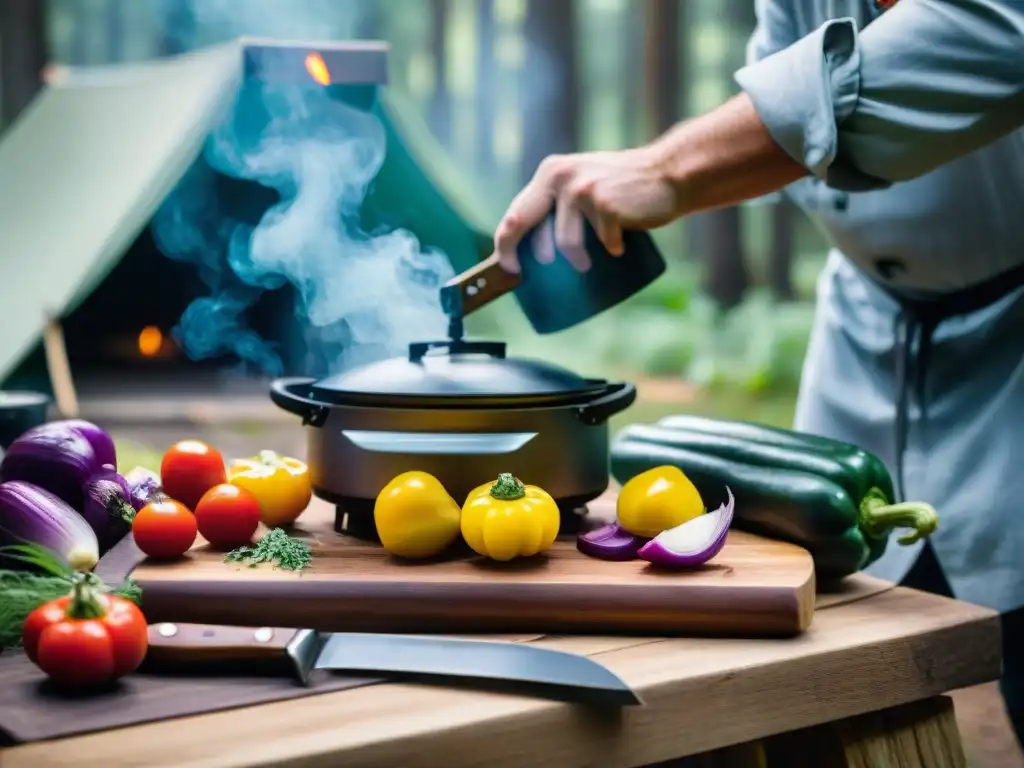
[0,571,75,648]
[0,544,75,578]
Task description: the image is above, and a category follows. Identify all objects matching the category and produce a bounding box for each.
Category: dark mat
[0,534,384,745]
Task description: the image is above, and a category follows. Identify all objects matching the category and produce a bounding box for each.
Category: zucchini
[656,414,896,502]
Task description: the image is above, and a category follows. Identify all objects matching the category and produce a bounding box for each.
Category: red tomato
[132,498,198,559]
[22,587,148,685]
[160,440,227,511]
[194,483,261,550]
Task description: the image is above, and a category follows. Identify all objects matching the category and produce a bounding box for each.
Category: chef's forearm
[648,93,808,217]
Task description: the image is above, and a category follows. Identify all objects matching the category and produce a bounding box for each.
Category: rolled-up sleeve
[735,0,1024,190]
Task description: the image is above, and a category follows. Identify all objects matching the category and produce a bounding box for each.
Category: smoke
[150,0,454,376]
[156,0,370,55]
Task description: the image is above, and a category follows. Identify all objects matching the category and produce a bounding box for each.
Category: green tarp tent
[0,39,500,384]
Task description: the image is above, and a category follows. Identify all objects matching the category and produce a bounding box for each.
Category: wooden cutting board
[132,491,816,637]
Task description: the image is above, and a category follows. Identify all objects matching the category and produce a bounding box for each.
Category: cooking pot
[269,338,636,516]
[0,391,50,451]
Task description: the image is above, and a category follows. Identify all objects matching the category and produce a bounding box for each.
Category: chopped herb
[224,528,312,572]
[0,570,141,650]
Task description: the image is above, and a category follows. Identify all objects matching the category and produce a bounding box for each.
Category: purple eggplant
[0,480,99,572]
[0,421,132,552]
[61,419,117,468]
[81,464,135,550]
[17,419,116,472]
[0,424,99,508]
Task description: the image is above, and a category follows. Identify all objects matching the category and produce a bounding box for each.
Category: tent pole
[42,315,80,419]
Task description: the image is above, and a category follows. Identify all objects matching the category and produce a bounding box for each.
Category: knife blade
[143,623,642,707]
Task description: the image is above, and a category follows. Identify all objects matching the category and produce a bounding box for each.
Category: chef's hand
[494,147,680,274]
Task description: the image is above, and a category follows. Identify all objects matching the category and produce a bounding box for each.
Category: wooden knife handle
[442,253,522,316]
[144,623,299,664]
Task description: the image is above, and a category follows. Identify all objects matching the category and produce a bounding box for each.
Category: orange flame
[137,326,163,357]
[304,52,331,86]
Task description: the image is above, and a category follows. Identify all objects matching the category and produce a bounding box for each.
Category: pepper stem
[64,573,109,620]
[489,473,526,501]
[859,487,939,546]
[257,450,282,467]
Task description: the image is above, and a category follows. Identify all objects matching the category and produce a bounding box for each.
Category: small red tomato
[160,440,227,511]
[132,498,198,559]
[194,483,261,550]
[22,583,148,686]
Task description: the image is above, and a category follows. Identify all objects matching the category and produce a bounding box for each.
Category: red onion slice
[577,523,648,561]
[638,487,734,569]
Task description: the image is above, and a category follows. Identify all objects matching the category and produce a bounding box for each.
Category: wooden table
[0,576,1000,768]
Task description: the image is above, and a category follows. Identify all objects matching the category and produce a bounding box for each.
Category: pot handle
[269,378,330,428]
[576,382,637,426]
[408,339,507,363]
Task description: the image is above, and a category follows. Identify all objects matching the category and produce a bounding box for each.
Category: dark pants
[900,544,1024,745]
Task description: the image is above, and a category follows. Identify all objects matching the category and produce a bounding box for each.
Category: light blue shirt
[734,0,1024,611]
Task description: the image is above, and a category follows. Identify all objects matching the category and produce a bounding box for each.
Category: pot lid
[0,391,49,410]
[309,339,603,405]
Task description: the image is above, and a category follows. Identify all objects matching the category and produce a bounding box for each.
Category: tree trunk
[643,0,681,137]
[643,0,685,256]
[105,0,123,63]
[698,207,750,310]
[0,0,48,130]
[428,0,451,145]
[70,2,88,64]
[159,0,196,55]
[520,0,578,179]
[693,0,755,309]
[692,205,752,310]
[475,0,496,174]
[768,199,797,301]
[355,0,382,39]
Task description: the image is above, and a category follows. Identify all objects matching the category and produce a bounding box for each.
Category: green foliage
[684,289,815,395]
[487,262,815,397]
[113,439,165,475]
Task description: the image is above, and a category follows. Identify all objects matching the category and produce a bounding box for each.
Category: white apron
[794,246,1024,611]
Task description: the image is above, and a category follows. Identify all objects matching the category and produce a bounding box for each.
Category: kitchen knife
[143,623,642,707]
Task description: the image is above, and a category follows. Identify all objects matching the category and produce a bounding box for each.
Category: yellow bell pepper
[374,471,462,559]
[228,450,312,528]
[616,465,704,538]
[461,473,560,562]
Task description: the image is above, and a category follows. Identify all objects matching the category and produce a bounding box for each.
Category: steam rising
[151,0,453,376]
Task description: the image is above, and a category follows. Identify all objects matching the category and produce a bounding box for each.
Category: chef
[494,0,1024,745]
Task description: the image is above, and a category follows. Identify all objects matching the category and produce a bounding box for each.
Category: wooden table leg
[652,696,966,768]
[762,696,967,768]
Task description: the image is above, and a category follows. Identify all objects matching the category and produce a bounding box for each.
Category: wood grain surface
[0,582,1000,768]
[132,491,816,636]
[0,534,384,746]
